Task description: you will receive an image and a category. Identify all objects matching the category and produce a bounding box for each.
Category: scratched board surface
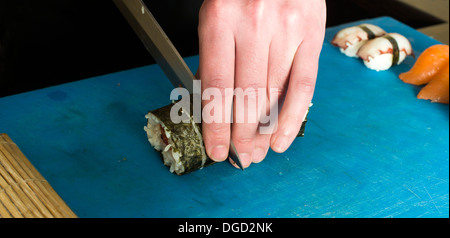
[0,17,448,217]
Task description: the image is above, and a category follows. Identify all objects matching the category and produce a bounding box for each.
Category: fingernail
[252,147,266,163]
[211,145,228,161]
[238,153,252,168]
[273,136,289,153]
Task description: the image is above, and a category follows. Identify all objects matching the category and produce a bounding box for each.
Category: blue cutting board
[0,17,448,218]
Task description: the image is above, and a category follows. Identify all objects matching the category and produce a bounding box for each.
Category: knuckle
[205,123,229,140]
[246,0,265,17]
[272,86,287,99]
[200,0,227,18]
[235,83,263,102]
[203,78,231,93]
[244,0,265,30]
[234,136,254,145]
[293,76,316,93]
[243,83,263,95]
[199,0,230,31]
[244,82,265,91]
[271,63,291,83]
[269,66,290,99]
[281,8,301,28]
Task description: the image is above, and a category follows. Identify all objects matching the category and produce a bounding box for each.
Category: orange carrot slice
[399,44,449,85]
[417,64,449,104]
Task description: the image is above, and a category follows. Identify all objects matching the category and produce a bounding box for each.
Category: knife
[114,0,244,170]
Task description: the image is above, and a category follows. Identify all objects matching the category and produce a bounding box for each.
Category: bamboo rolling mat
[0,133,77,218]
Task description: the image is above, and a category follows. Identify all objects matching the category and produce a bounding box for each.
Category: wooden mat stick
[0,198,14,218]
[0,147,48,217]
[1,138,59,217]
[0,164,37,217]
[0,133,77,218]
[0,180,24,218]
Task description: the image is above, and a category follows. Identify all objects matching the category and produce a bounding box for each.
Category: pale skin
[197,0,326,168]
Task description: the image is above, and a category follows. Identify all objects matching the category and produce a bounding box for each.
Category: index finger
[198,10,235,162]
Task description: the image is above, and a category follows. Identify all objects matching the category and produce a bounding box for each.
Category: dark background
[0,0,443,97]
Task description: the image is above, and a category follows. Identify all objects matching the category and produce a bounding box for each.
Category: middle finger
[232,32,270,168]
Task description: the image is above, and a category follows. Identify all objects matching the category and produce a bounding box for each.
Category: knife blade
[114,0,244,170]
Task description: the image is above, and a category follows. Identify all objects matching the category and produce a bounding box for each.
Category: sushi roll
[332,24,386,57]
[357,33,414,71]
[144,98,310,175]
[144,100,214,175]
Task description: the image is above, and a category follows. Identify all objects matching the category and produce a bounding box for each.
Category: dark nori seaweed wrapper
[297,116,308,137]
[148,100,214,175]
[383,34,400,67]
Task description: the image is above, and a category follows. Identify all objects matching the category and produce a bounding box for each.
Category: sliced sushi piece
[417,64,449,104]
[357,33,414,71]
[332,24,386,57]
[399,44,449,85]
[144,101,214,175]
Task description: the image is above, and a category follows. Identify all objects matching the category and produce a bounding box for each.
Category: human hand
[197,0,326,168]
